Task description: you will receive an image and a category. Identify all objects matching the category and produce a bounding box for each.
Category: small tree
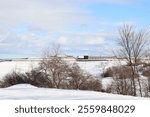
[39,44,70,88]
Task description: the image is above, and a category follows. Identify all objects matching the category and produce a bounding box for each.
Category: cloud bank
[0,0,133,58]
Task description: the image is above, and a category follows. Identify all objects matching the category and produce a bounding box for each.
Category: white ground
[0,60,117,90]
[0,61,38,78]
[0,59,147,100]
[0,60,122,78]
[0,84,145,100]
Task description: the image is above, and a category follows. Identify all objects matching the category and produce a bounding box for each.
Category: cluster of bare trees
[107,24,150,97]
[0,44,102,92]
[105,66,138,95]
[38,44,102,91]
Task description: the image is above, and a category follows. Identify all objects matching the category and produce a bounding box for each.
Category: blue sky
[0,0,149,58]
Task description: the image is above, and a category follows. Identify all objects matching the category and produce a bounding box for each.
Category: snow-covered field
[77,61,120,75]
[0,59,147,100]
[0,60,121,78]
[0,61,38,78]
[0,84,145,100]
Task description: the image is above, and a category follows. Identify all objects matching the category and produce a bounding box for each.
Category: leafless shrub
[142,69,150,93]
[86,78,102,91]
[143,63,150,68]
[25,69,54,88]
[0,69,54,88]
[105,66,139,96]
[66,63,102,91]
[143,69,150,77]
[1,61,102,92]
[102,68,113,78]
[141,79,150,97]
[105,84,113,93]
[67,63,87,89]
[0,71,27,88]
[110,78,134,96]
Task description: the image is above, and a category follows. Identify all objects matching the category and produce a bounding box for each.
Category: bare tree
[116,24,149,96]
[39,44,69,88]
[68,63,88,89]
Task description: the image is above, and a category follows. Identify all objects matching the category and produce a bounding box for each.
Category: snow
[76,60,121,75]
[102,77,114,90]
[0,60,121,78]
[0,59,148,99]
[0,61,38,78]
[0,84,145,100]
[6,84,37,89]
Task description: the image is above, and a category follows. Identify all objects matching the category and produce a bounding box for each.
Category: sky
[0,0,149,58]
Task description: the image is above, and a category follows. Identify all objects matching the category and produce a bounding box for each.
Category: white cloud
[57,35,106,46]
[85,37,105,45]
[0,30,47,55]
[0,28,117,57]
[0,0,132,57]
[55,31,115,48]
[0,0,89,31]
[0,0,134,32]
[58,36,69,45]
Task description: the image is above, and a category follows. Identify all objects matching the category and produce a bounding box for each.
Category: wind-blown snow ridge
[6,84,37,89]
[0,84,146,100]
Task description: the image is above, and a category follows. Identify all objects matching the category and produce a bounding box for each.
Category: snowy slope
[0,60,122,78]
[0,61,38,78]
[0,59,144,100]
[0,84,145,100]
[77,61,122,75]
[0,60,120,91]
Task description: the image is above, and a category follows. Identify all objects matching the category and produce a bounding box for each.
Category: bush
[0,71,27,88]
[102,68,113,77]
[67,63,102,91]
[104,66,139,96]
[0,65,102,92]
[0,70,54,88]
[142,69,150,77]
[25,69,54,88]
[67,63,88,89]
[142,63,150,68]
[86,79,102,91]
[142,69,150,94]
